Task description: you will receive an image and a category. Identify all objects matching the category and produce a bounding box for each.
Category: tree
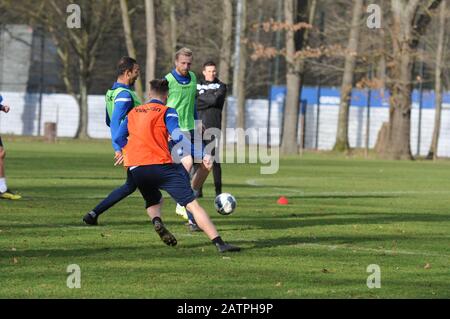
[280,0,316,155]
[376,0,442,159]
[145,0,157,93]
[8,0,117,139]
[333,0,364,152]
[427,0,447,160]
[219,0,233,144]
[233,0,248,130]
[170,0,177,59]
[119,0,144,100]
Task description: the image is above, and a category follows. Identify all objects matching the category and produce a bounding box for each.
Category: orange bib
[124,103,173,166]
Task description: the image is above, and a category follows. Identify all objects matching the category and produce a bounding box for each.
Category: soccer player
[0,95,21,200]
[83,57,141,225]
[195,60,227,197]
[113,79,240,253]
[164,47,211,231]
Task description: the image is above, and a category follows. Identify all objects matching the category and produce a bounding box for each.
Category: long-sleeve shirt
[108,82,135,152]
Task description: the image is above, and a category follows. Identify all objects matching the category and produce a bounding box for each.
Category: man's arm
[110,90,133,152]
[113,117,129,150]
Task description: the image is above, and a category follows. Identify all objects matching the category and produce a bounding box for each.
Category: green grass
[1,137,449,298]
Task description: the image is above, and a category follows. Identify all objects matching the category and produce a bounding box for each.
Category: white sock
[0,178,7,193]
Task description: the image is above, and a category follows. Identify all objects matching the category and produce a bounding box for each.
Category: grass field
[1,137,449,298]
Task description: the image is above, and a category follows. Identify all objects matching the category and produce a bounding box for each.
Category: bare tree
[219,0,233,142]
[333,0,364,152]
[145,0,156,94]
[170,0,177,59]
[233,0,247,130]
[119,0,144,100]
[376,0,442,159]
[281,0,315,155]
[7,0,117,138]
[427,0,447,160]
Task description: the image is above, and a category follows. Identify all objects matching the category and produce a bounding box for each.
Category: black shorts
[0,136,3,147]
[130,164,195,208]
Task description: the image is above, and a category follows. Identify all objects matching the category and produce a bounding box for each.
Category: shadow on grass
[214,211,450,230]
[3,210,449,231]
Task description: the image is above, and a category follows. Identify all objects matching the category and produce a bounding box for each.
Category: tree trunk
[219,0,233,144]
[376,0,442,159]
[236,0,247,130]
[145,0,156,96]
[76,57,89,139]
[170,0,177,60]
[427,0,446,160]
[333,0,364,152]
[119,0,144,100]
[280,0,312,155]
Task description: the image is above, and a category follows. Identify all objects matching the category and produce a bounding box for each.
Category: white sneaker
[175,203,188,220]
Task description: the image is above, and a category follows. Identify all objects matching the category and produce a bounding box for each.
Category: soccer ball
[214,193,237,215]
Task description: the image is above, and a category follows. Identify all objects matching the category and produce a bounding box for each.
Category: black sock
[212,236,225,246]
[152,217,162,225]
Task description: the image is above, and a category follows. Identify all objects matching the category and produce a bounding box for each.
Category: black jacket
[196,78,227,111]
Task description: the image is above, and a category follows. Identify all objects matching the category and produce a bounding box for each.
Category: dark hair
[117,56,137,77]
[203,60,216,69]
[149,79,169,95]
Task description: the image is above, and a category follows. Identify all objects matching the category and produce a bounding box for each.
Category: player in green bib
[83,57,141,225]
[164,48,213,231]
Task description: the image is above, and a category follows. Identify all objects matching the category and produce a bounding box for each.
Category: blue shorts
[130,164,195,208]
[169,129,204,162]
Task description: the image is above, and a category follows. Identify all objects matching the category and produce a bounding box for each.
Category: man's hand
[202,154,213,170]
[1,105,10,113]
[114,151,124,166]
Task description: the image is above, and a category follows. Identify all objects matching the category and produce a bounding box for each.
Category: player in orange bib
[113,79,240,253]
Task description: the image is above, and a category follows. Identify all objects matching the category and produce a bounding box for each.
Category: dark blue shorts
[0,136,3,147]
[130,164,195,208]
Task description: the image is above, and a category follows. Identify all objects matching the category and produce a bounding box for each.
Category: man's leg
[0,143,21,200]
[191,163,211,192]
[161,164,239,253]
[131,166,177,246]
[0,146,6,192]
[83,168,137,225]
[212,162,222,196]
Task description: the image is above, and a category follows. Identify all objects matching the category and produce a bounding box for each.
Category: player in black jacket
[195,61,227,197]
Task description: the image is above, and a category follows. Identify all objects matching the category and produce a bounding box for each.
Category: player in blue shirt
[83,57,141,225]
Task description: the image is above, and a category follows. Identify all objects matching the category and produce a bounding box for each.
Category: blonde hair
[175,47,193,60]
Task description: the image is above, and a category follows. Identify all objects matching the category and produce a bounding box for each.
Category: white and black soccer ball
[214,193,237,215]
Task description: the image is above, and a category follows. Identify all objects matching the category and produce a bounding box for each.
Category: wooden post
[44,122,57,142]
